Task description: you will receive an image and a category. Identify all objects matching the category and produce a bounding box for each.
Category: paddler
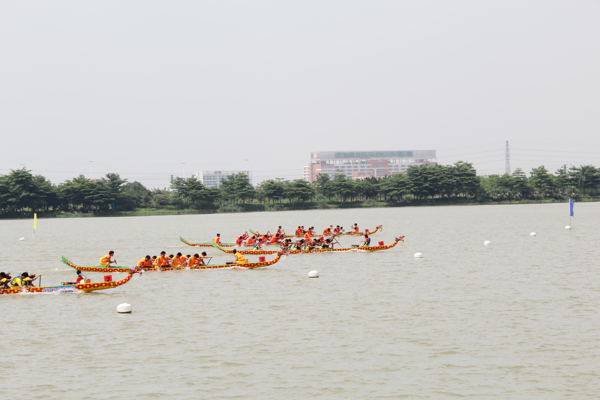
[191,252,208,266]
[293,239,305,251]
[22,273,40,287]
[253,240,263,251]
[65,270,86,285]
[303,229,311,243]
[362,234,371,247]
[353,224,360,234]
[270,233,281,244]
[230,249,248,265]
[10,272,26,289]
[100,251,116,268]
[156,251,170,269]
[181,255,190,267]
[0,272,11,289]
[276,226,284,236]
[235,235,245,246]
[280,239,291,251]
[321,238,332,249]
[213,234,221,245]
[172,252,183,268]
[137,255,152,268]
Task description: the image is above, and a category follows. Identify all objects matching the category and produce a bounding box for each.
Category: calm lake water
[1,203,599,399]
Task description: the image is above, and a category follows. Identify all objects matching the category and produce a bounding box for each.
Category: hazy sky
[1,1,598,187]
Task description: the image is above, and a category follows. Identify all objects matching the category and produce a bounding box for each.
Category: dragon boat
[0,264,142,295]
[212,236,404,255]
[179,241,237,248]
[250,225,383,238]
[62,253,283,272]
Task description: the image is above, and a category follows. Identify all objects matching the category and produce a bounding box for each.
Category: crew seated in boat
[23,273,40,287]
[172,252,185,268]
[253,241,263,250]
[293,239,305,251]
[64,270,87,285]
[270,234,280,244]
[10,272,40,289]
[321,238,333,249]
[157,251,170,269]
[362,234,371,247]
[280,239,292,251]
[0,272,12,289]
[235,235,245,246]
[306,237,320,251]
[213,234,221,245]
[227,249,248,265]
[189,252,208,267]
[276,226,283,236]
[138,255,152,268]
[353,224,360,234]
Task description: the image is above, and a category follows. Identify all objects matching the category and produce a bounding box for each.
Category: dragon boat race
[2,1,599,398]
[2,204,600,398]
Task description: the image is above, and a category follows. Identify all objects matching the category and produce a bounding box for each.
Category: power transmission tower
[505,141,511,174]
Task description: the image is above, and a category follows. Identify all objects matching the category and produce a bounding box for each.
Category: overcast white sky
[1,1,599,187]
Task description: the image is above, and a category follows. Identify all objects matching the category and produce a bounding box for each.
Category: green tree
[529,166,555,198]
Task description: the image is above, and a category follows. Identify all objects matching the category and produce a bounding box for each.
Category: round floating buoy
[484,241,492,246]
[530,232,537,236]
[414,252,423,258]
[117,303,132,313]
[565,226,572,230]
[19,238,25,241]
[308,271,319,278]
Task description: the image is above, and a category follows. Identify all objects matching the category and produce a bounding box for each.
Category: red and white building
[303,150,437,183]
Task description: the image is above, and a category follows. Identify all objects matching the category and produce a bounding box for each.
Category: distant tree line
[1,162,599,216]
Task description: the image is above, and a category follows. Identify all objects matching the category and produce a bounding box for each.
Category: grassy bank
[2,196,599,220]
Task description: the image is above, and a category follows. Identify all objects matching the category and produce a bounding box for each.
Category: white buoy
[484,241,492,246]
[117,303,132,313]
[414,252,423,258]
[19,238,25,241]
[308,271,319,278]
[565,226,572,230]
[530,232,537,236]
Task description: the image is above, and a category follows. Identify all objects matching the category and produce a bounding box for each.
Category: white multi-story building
[303,150,437,183]
[195,171,251,188]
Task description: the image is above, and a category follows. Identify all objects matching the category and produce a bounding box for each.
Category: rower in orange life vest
[352,224,360,234]
[100,251,116,268]
[303,229,312,243]
[137,255,152,268]
[156,251,169,269]
[276,226,284,236]
[172,252,184,268]
[231,249,248,265]
[189,252,208,267]
[213,234,221,245]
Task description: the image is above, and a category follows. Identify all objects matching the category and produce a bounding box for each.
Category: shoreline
[2,197,598,220]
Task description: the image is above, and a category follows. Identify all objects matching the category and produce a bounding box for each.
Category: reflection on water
[1,203,599,398]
